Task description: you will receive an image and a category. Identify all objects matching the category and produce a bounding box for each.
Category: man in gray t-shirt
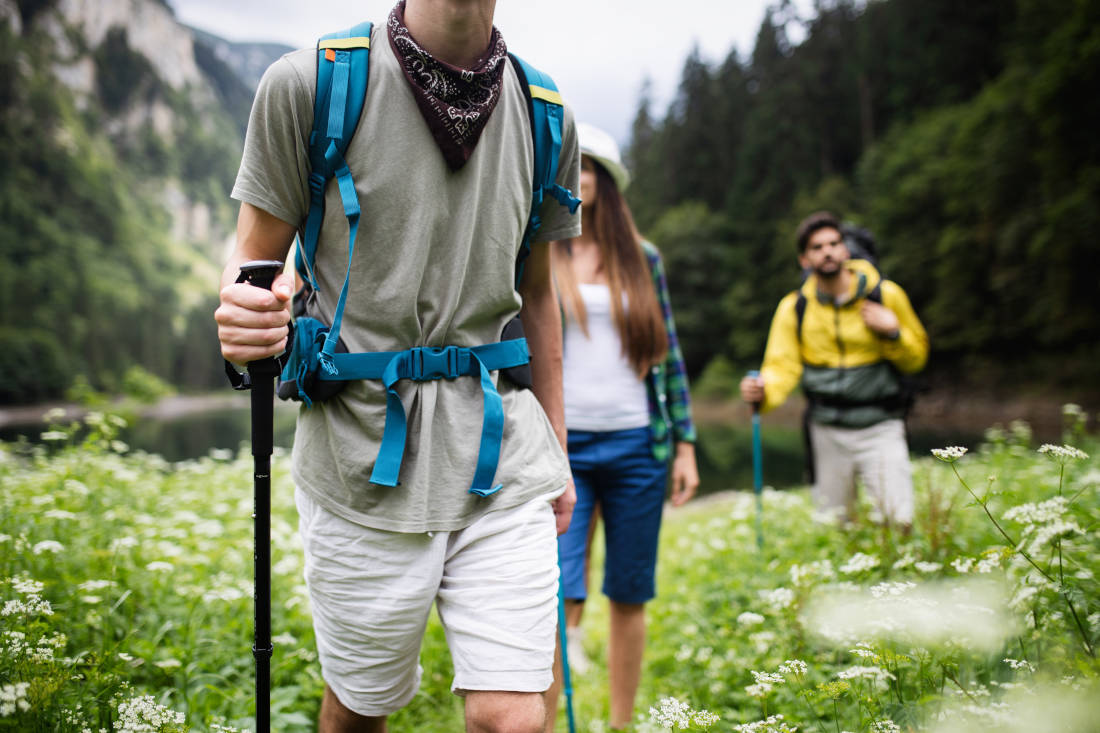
[215,1,579,730]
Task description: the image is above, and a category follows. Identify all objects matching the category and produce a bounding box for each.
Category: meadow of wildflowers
[1,406,1098,731]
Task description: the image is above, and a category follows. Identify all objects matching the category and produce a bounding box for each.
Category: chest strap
[317,338,530,496]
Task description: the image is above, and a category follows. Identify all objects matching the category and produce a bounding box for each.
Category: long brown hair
[552,159,668,377]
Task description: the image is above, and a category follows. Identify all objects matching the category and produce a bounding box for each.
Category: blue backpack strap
[314,339,531,496]
[292,22,373,376]
[295,22,373,293]
[508,54,581,289]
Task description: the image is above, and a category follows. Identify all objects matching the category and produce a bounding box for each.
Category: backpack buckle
[410,346,460,381]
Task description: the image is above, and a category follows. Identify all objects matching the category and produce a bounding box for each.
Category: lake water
[1,401,985,494]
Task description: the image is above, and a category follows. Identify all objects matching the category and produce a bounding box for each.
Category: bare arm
[519,239,574,535]
[215,202,297,366]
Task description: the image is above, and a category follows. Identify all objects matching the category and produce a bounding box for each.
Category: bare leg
[608,601,645,730]
[319,684,387,733]
[467,690,545,733]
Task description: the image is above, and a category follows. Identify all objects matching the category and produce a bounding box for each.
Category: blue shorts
[558,426,668,605]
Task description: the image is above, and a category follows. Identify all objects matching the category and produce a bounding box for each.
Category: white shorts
[809,418,914,525]
[295,487,560,717]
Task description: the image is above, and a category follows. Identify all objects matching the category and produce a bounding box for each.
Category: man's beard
[814,259,842,279]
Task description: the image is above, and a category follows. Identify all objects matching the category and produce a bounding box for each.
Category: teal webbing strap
[508,54,581,288]
[358,340,530,494]
[295,22,373,289]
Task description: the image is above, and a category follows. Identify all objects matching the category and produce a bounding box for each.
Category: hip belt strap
[318,339,530,497]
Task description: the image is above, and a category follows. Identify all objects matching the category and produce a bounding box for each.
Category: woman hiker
[545,122,700,731]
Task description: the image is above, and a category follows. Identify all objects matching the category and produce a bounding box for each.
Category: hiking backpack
[274,22,580,496]
[789,224,923,480]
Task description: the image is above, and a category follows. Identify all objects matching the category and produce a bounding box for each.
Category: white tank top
[562,283,650,431]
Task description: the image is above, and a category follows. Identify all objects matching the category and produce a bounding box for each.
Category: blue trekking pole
[557,570,577,733]
[748,370,764,549]
[223,260,285,733]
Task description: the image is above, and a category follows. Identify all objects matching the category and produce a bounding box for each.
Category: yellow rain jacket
[760,259,928,428]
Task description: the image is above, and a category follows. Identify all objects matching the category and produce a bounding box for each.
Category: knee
[466,691,545,733]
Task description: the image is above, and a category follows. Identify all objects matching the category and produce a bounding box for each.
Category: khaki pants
[808,418,913,525]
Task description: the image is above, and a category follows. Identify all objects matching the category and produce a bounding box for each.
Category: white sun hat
[576,122,631,192]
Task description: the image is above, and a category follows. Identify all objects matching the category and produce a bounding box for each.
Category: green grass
[1,409,1098,731]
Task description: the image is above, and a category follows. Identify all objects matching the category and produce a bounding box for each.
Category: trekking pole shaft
[238,259,283,733]
[557,577,577,733]
[748,370,764,549]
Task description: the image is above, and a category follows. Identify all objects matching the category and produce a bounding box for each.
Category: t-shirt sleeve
[231,53,314,228]
[532,103,582,243]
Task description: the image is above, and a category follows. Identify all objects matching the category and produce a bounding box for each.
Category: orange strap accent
[325,48,336,62]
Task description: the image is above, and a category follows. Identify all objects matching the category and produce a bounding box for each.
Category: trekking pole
[747,370,764,549]
[557,570,577,733]
[224,259,284,733]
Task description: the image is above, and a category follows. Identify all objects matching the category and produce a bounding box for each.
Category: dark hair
[795,211,841,253]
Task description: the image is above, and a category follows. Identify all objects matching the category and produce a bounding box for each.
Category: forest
[625,0,1099,395]
[1,0,1098,404]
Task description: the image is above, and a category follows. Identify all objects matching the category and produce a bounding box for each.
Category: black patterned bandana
[387,1,508,171]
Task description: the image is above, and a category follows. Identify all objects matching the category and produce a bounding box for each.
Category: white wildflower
[32,540,64,555]
[915,561,943,574]
[648,696,692,729]
[778,659,808,676]
[737,612,765,627]
[110,537,139,551]
[840,552,880,575]
[837,665,896,683]
[114,695,186,731]
[0,682,32,715]
[744,683,773,699]
[1038,444,1089,462]
[849,643,878,660]
[870,581,917,599]
[932,446,968,462]
[154,658,182,671]
[870,720,901,733]
[761,587,796,611]
[1003,658,1035,673]
[951,557,975,573]
[892,553,916,570]
[145,562,173,572]
[692,709,720,727]
[1003,496,1069,526]
[789,560,835,585]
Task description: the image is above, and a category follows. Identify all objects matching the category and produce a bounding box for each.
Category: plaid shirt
[641,241,696,461]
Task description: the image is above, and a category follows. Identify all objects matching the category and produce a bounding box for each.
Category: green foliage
[649,203,735,376]
[626,0,1099,390]
[570,422,1100,732]
[94,27,161,113]
[121,365,176,404]
[0,15,241,404]
[1,414,1096,731]
[692,355,741,402]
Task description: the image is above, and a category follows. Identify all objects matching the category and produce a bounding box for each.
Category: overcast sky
[168,0,810,144]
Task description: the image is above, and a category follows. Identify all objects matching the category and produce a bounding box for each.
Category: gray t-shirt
[232,27,581,532]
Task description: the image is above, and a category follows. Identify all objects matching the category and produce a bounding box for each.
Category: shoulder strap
[794,290,807,342]
[507,53,581,289]
[868,281,883,304]
[295,22,373,289]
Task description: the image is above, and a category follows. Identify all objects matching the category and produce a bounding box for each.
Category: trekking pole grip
[224,261,285,390]
[236,259,284,291]
[747,369,761,415]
